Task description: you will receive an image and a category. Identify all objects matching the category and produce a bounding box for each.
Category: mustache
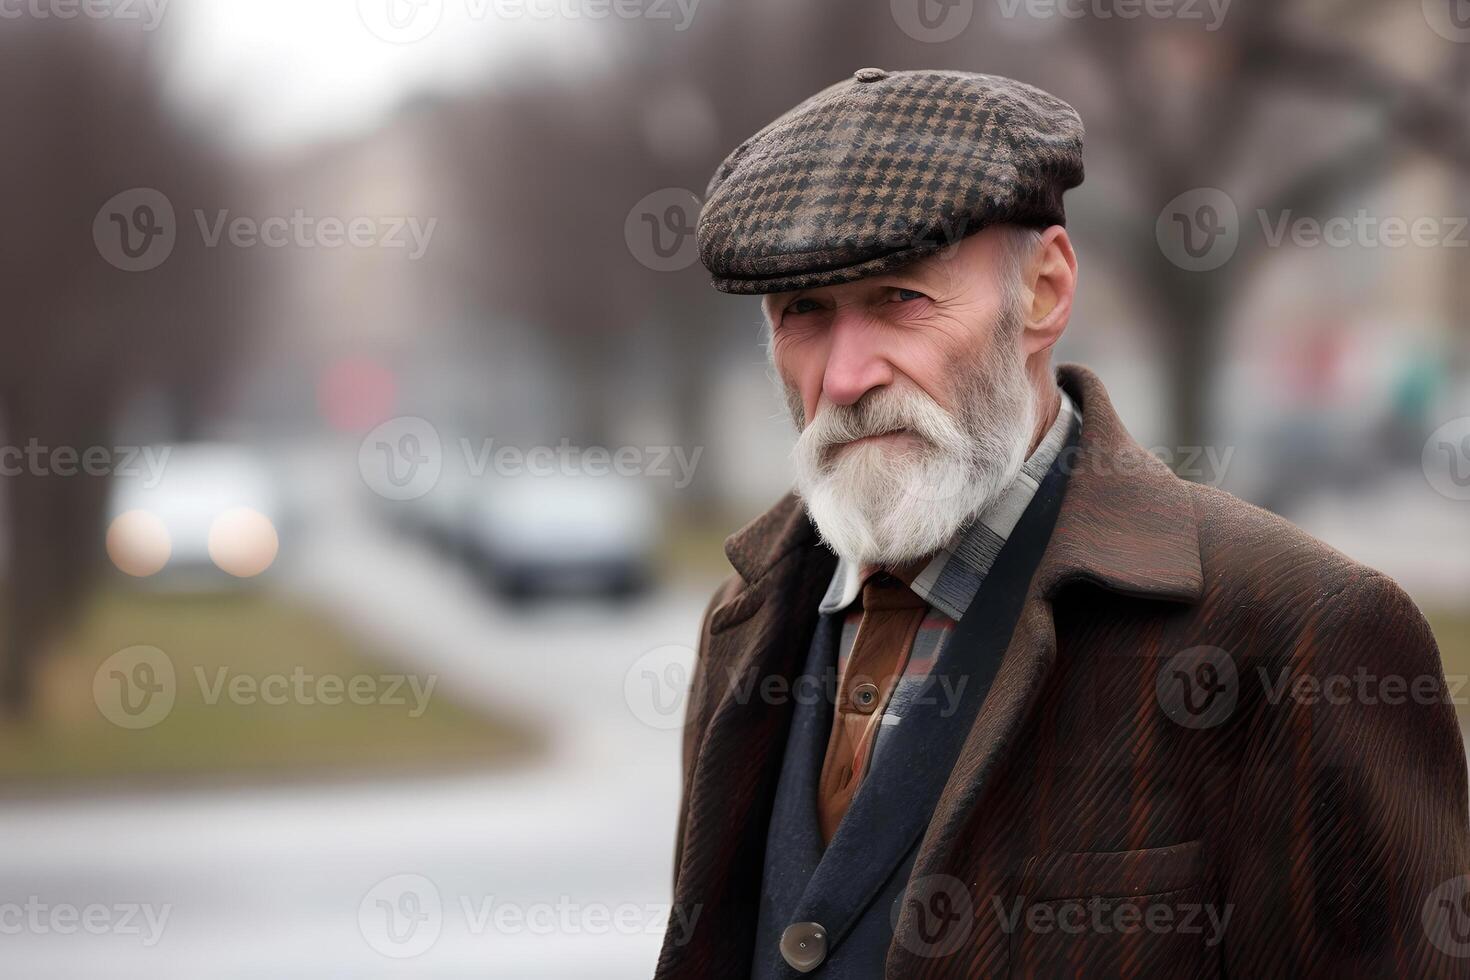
[795,386,961,468]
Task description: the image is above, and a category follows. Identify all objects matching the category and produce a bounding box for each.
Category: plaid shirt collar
[818,389,1078,621]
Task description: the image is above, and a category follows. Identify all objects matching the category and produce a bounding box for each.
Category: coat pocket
[1007,841,1224,980]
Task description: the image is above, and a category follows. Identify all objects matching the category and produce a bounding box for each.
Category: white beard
[788,336,1036,567]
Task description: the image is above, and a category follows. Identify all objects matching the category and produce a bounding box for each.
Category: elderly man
[656,69,1469,979]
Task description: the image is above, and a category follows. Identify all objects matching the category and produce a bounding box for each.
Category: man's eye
[787,298,823,315]
[893,288,926,303]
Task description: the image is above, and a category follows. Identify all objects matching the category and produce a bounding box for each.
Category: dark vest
[751,438,1075,979]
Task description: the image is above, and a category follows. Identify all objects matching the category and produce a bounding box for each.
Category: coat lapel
[660,497,835,978]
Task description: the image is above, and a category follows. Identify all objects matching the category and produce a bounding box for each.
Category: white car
[463,472,659,600]
[106,443,284,589]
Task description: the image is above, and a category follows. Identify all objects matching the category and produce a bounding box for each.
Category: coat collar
[720,363,1203,609]
[723,489,815,588]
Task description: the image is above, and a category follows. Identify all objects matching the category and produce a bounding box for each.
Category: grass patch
[0,588,541,789]
[1427,608,1470,732]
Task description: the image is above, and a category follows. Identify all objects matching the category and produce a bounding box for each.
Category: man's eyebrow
[866,274,937,295]
[881,258,949,288]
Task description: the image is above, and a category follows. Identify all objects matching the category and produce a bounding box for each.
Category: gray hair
[995,224,1045,324]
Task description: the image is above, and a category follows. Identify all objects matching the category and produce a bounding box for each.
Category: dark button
[851,682,880,714]
[779,922,828,973]
[853,67,888,83]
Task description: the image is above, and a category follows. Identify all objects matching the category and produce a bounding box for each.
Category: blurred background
[1,0,1468,976]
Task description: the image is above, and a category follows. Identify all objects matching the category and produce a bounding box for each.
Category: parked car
[462,472,658,600]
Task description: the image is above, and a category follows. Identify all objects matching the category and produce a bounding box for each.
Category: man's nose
[821,314,892,407]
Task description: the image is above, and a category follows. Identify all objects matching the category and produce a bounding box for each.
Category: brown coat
[656,364,1470,979]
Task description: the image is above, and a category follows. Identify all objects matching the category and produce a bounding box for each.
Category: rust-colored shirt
[815,566,929,843]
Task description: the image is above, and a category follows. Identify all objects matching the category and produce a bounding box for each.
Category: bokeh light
[105,510,172,577]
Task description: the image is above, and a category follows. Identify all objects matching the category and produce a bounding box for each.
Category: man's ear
[1022,225,1077,357]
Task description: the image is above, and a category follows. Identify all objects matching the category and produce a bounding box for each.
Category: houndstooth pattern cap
[698,68,1084,295]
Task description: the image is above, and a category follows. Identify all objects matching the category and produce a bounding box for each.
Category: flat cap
[698,68,1084,295]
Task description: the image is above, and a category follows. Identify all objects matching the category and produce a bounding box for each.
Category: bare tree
[0,19,251,717]
[1043,3,1470,445]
